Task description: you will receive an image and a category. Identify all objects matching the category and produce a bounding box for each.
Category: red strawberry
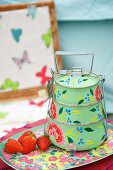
[4,139,23,154]
[37,135,51,152]
[18,130,36,144]
[22,135,37,154]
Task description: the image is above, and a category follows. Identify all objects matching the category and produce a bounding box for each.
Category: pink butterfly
[4,128,17,133]
[35,65,51,85]
[29,98,48,107]
[12,50,31,69]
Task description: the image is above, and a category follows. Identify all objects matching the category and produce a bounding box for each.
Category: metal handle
[55,51,94,75]
[99,75,108,138]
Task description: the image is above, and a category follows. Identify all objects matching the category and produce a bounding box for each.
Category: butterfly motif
[42,28,52,48]
[12,51,31,70]
[0,112,8,119]
[29,98,48,107]
[35,65,51,85]
[11,28,22,42]
[0,79,20,91]
[27,5,37,19]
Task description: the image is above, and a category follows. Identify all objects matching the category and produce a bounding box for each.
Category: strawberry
[18,130,36,144]
[22,135,37,154]
[37,135,51,152]
[4,139,23,154]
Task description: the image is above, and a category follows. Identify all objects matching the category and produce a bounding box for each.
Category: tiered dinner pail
[45,51,107,151]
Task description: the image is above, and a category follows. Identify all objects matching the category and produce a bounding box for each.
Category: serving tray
[0,122,113,170]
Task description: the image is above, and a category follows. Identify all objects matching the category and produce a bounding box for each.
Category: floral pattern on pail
[46,116,107,151]
[48,122,65,145]
[49,99,104,124]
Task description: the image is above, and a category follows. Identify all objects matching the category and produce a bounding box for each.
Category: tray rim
[0,120,113,170]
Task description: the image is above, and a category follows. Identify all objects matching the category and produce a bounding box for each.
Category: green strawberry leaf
[67,136,74,143]
[73,120,81,124]
[62,90,67,94]
[59,107,63,114]
[84,128,94,132]
[89,108,96,112]
[78,99,84,105]
[90,89,94,96]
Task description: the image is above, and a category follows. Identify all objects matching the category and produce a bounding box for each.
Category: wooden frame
[0,0,60,101]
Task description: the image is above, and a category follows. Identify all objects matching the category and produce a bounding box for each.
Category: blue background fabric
[0,0,113,113]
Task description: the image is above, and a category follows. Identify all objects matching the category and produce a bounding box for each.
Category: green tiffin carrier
[45,51,107,151]
[45,116,107,151]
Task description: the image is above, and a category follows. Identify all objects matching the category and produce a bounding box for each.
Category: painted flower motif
[48,123,65,145]
[49,163,58,170]
[57,90,62,98]
[49,156,58,161]
[67,117,72,124]
[84,93,90,102]
[77,78,83,84]
[78,138,85,146]
[76,127,84,133]
[66,143,76,151]
[65,78,71,84]
[94,86,101,101]
[96,104,99,112]
[50,100,58,119]
[98,114,102,120]
[65,109,71,115]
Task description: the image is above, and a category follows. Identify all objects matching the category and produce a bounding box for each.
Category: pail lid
[54,72,100,88]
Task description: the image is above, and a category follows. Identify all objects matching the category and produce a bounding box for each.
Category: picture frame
[0,0,60,101]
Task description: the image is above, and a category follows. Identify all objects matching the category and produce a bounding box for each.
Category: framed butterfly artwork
[0,0,60,101]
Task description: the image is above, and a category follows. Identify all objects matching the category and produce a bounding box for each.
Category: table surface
[0,98,113,170]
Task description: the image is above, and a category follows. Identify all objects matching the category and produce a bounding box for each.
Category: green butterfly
[42,28,52,48]
[0,112,8,119]
[0,79,20,91]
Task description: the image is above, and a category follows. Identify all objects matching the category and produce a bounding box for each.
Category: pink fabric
[0,118,113,170]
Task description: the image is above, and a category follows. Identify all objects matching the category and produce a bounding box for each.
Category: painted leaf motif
[90,108,96,112]
[62,90,67,94]
[101,134,107,141]
[73,120,81,123]
[59,80,65,82]
[84,128,94,132]
[78,99,84,105]
[53,93,56,99]
[67,136,74,143]
[83,79,88,81]
[66,128,74,136]
[59,107,63,114]
[90,89,94,96]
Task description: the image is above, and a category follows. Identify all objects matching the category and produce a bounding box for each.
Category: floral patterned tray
[0,123,113,170]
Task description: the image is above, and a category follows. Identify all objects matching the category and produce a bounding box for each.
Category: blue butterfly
[27,5,37,19]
